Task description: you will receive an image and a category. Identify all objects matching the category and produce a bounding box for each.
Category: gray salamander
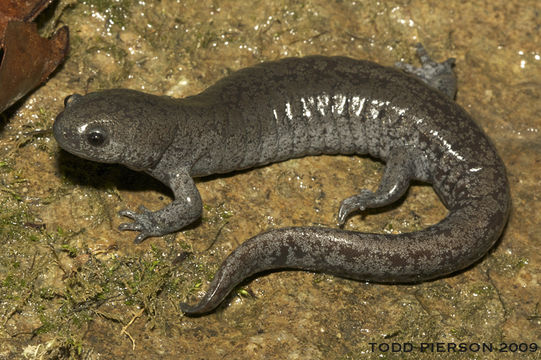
[53,45,510,315]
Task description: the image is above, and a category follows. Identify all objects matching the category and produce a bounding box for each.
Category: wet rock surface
[0,0,539,358]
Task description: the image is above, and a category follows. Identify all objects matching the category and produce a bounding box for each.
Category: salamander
[53,44,510,315]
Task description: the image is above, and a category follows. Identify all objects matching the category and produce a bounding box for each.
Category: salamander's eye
[86,129,107,146]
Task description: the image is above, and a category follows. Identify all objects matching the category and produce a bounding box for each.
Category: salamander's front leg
[119,169,202,243]
[338,148,417,226]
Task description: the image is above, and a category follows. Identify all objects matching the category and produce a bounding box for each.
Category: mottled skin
[53,45,510,316]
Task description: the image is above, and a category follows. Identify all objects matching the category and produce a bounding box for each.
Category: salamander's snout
[52,109,74,151]
[53,93,83,150]
[63,93,83,108]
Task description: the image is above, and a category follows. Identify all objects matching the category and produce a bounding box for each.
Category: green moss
[0,179,196,354]
[78,0,133,28]
[201,203,234,224]
[236,288,251,298]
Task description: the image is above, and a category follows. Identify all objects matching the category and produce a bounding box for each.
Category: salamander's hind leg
[395,43,457,99]
[338,148,419,226]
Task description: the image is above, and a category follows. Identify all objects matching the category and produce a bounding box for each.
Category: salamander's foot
[119,205,162,243]
[395,43,457,99]
[338,147,417,226]
[337,189,377,226]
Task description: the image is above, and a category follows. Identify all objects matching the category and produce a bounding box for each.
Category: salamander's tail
[180,190,509,316]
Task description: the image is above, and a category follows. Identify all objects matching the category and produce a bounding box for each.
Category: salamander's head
[53,89,177,171]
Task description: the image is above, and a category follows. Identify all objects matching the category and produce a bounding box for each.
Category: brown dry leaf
[0,0,69,113]
[0,0,53,24]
